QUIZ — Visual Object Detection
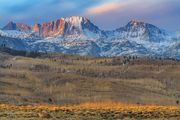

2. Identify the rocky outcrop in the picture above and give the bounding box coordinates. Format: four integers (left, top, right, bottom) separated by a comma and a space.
3, 21, 31, 32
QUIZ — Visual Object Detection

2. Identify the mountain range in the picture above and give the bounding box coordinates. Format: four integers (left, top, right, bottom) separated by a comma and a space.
0, 16, 179, 59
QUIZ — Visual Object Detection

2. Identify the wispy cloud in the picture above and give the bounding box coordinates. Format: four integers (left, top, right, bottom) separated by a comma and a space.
86, 2, 123, 15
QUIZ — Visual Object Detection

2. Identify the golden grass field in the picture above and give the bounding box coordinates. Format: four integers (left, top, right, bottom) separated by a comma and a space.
0, 102, 180, 120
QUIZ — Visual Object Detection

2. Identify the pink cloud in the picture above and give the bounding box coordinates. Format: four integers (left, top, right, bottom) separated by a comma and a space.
86, 2, 123, 15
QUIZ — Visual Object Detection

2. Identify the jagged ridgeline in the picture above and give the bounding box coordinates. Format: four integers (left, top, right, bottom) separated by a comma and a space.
0, 16, 179, 59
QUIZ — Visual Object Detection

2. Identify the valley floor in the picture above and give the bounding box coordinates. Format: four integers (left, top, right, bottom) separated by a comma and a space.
0, 52, 180, 105
0, 102, 180, 120
0, 50, 180, 119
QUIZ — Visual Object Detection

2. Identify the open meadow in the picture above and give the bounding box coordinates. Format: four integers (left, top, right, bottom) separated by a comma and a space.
0, 50, 180, 119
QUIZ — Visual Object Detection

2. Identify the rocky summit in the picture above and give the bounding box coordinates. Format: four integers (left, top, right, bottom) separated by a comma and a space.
0, 16, 179, 59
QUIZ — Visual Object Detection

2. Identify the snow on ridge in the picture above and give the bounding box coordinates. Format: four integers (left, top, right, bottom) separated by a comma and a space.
0, 18, 179, 59
0, 30, 33, 39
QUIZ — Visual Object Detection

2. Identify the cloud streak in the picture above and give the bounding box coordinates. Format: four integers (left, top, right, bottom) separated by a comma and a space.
86, 2, 123, 15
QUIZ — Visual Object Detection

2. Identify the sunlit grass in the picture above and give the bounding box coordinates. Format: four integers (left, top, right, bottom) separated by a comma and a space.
0, 102, 179, 120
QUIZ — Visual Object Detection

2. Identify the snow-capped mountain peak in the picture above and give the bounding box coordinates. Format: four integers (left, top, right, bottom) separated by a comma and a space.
0, 16, 179, 59
3, 21, 31, 32
30, 16, 102, 39
63, 16, 84, 28
127, 19, 145, 26
108, 19, 168, 42
2, 21, 17, 30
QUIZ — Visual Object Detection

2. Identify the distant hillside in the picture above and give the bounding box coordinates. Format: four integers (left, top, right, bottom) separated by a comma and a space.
0, 51, 179, 105
0, 45, 42, 57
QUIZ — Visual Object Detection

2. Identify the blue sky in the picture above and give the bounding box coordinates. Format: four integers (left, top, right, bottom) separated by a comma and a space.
0, 0, 180, 31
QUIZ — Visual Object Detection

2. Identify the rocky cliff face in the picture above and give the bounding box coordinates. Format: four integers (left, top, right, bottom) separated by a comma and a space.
31, 16, 102, 38
2, 16, 104, 40
0, 16, 179, 59
32, 19, 65, 37
1, 18, 169, 41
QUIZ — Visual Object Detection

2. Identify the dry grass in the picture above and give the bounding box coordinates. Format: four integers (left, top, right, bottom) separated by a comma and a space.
0, 53, 180, 105
0, 102, 180, 120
